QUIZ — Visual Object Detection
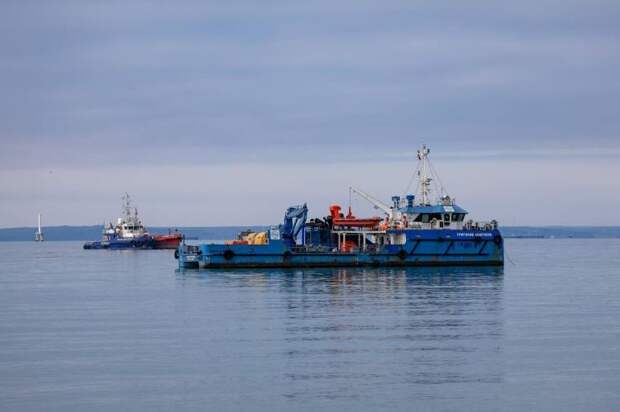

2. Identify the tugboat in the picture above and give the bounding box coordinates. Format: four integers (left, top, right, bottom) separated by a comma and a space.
83, 194, 183, 250
177, 146, 504, 268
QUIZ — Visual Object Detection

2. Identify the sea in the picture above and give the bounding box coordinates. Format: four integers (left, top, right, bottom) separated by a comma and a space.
1, 239, 619, 411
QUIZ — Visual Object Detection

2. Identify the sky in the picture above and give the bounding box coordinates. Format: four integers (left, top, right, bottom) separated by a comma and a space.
1, 0, 619, 227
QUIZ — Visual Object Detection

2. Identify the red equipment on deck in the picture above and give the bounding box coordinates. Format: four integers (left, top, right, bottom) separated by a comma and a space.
330, 204, 382, 228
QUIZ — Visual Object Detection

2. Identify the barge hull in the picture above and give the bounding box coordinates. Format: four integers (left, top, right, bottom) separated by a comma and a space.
178, 229, 504, 269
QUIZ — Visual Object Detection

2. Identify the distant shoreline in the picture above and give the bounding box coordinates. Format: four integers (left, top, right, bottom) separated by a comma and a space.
1, 225, 619, 241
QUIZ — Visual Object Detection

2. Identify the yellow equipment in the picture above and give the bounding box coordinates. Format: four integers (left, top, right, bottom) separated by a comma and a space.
243, 231, 268, 245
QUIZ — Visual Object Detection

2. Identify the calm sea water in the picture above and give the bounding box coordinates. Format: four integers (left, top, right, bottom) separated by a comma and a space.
1, 240, 619, 411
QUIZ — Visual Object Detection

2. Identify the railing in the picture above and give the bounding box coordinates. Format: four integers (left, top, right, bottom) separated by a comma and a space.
463, 220, 498, 231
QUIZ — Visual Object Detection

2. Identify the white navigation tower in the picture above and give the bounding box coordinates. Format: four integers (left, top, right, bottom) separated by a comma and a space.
35, 213, 44, 241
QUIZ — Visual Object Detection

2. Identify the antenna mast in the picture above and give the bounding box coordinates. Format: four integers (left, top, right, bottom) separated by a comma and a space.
417, 145, 432, 205
122, 193, 131, 220
415, 145, 451, 206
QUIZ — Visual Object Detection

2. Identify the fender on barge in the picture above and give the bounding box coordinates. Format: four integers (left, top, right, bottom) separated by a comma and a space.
177, 145, 504, 269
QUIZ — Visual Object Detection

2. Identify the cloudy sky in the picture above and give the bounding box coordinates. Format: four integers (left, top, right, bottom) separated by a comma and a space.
1, 0, 619, 227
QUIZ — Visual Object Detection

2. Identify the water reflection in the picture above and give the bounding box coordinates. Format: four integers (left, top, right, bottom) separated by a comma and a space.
177, 267, 504, 400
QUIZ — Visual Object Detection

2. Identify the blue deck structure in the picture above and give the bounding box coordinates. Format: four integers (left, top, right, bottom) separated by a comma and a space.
177, 146, 504, 269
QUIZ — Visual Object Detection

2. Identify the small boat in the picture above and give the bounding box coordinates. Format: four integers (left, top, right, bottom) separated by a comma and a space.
83, 194, 183, 250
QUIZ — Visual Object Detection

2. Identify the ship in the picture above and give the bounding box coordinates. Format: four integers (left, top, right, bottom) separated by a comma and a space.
176, 146, 504, 268
83, 194, 183, 250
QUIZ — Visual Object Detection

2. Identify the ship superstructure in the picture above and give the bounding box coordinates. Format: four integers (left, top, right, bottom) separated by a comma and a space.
177, 146, 503, 268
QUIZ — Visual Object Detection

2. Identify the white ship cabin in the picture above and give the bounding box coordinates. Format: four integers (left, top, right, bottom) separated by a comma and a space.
117, 217, 146, 239
398, 194, 468, 230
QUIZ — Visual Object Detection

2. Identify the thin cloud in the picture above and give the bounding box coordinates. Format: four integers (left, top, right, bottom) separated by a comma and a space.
1, 1, 619, 224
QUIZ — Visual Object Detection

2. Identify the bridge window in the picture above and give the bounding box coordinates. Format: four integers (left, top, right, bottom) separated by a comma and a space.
416, 214, 429, 223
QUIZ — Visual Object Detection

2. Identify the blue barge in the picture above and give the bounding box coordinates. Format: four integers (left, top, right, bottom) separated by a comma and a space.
177, 146, 504, 269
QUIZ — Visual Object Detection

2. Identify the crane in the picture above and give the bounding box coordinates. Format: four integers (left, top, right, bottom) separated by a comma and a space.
349, 187, 401, 221
281, 204, 308, 246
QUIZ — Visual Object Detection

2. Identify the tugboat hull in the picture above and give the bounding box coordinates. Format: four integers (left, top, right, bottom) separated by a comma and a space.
83, 236, 154, 250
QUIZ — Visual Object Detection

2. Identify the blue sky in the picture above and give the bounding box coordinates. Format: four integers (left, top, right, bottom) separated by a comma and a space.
1, 1, 619, 226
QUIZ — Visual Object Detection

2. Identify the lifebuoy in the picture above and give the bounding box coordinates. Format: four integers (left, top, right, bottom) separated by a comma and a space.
398, 249, 407, 260
223, 250, 235, 260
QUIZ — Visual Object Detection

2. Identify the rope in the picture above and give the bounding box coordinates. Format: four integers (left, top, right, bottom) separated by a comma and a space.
505, 249, 516, 266
429, 159, 448, 198
403, 161, 421, 196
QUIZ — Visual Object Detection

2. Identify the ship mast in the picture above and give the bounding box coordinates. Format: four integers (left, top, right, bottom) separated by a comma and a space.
122, 193, 133, 221
406, 145, 451, 206
417, 145, 433, 205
